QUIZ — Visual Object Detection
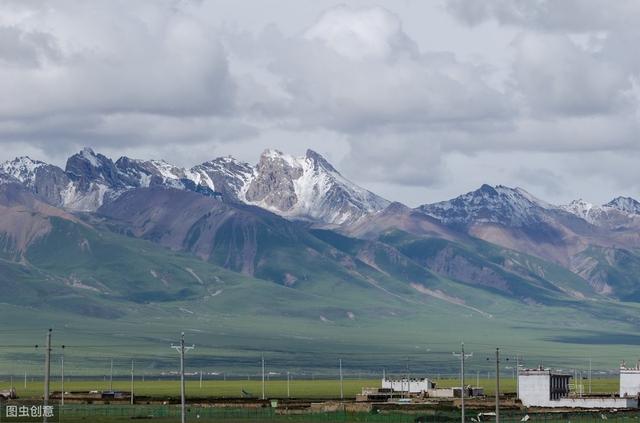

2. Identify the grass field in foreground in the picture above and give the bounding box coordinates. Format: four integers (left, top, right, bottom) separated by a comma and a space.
1, 377, 621, 400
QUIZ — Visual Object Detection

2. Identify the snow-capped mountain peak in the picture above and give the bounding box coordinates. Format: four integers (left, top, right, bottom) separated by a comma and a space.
418, 184, 553, 227
305, 149, 338, 173
605, 196, 640, 215
79, 147, 100, 167
561, 197, 640, 224
190, 156, 254, 201
65, 147, 123, 186
0, 156, 48, 186
242, 149, 389, 225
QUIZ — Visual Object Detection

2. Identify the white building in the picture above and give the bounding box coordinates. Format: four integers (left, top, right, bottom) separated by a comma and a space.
620, 363, 640, 398
519, 367, 638, 409
381, 377, 434, 394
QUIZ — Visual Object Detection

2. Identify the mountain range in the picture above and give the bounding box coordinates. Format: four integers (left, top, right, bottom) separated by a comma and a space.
2, 147, 640, 372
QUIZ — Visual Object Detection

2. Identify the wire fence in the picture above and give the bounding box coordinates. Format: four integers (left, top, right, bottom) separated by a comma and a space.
52, 405, 640, 422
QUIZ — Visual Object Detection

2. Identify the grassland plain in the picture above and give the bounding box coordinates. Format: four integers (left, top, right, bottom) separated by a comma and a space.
3, 218, 640, 376
2, 294, 640, 376
0, 377, 623, 399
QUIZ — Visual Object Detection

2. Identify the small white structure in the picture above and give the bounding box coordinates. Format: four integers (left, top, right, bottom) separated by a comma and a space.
382, 377, 434, 394
519, 367, 638, 409
519, 368, 571, 407
620, 362, 640, 398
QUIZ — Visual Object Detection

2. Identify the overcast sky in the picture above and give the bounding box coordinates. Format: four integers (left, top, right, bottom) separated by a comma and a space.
1, 0, 639, 206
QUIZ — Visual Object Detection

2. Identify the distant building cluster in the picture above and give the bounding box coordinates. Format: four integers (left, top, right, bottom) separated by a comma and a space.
358, 362, 640, 410
358, 377, 483, 402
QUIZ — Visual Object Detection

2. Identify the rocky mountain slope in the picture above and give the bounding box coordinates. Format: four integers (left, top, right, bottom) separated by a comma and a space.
413, 184, 640, 299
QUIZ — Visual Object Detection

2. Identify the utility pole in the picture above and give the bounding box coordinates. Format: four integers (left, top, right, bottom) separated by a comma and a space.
287, 371, 290, 398
171, 332, 195, 423
339, 359, 344, 400
60, 347, 65, 407
44, 328, 52, 423
130, 360, 134, 405
453, 342, 473, 423
406, 356, 410, 398
495, 348, 500, 423
589, 359, 591, 393
24, 370, 27, 389
261, 354, 265, 400
199, 370, 203, 389
515, 355, 520, 399
109, 359, 113, 391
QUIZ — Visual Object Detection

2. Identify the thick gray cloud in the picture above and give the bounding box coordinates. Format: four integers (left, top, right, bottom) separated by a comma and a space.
0, 0, 639, 207
445, 0, 640, 32
511, 32, 632, 116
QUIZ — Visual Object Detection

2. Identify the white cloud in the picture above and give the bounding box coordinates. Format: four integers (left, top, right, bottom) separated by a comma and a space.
238, 6, 512, 133
303, 5, 417, 60
511, 32, 632, 117
0, 0, 237, 154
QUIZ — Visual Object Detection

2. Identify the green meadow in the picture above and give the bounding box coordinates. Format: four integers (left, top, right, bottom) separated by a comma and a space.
0, 377, 622, 400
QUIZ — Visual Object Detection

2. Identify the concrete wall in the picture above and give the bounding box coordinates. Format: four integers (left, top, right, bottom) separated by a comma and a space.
427, 388, 455, 398
539, 397, 637, 409
427, 387, 481, 398
620, 370, 640, 397
519, 371, 551, 407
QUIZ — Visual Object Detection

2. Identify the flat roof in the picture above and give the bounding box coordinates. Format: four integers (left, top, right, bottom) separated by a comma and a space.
519, 369, 571, 376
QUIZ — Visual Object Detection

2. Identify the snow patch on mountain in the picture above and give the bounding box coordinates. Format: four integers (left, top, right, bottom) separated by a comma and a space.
560, 199, 602, 223
0, 171, 19, 185
79, 147, 100, 167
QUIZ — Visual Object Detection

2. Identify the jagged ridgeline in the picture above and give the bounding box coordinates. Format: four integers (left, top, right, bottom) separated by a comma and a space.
2, 148, 640, 371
